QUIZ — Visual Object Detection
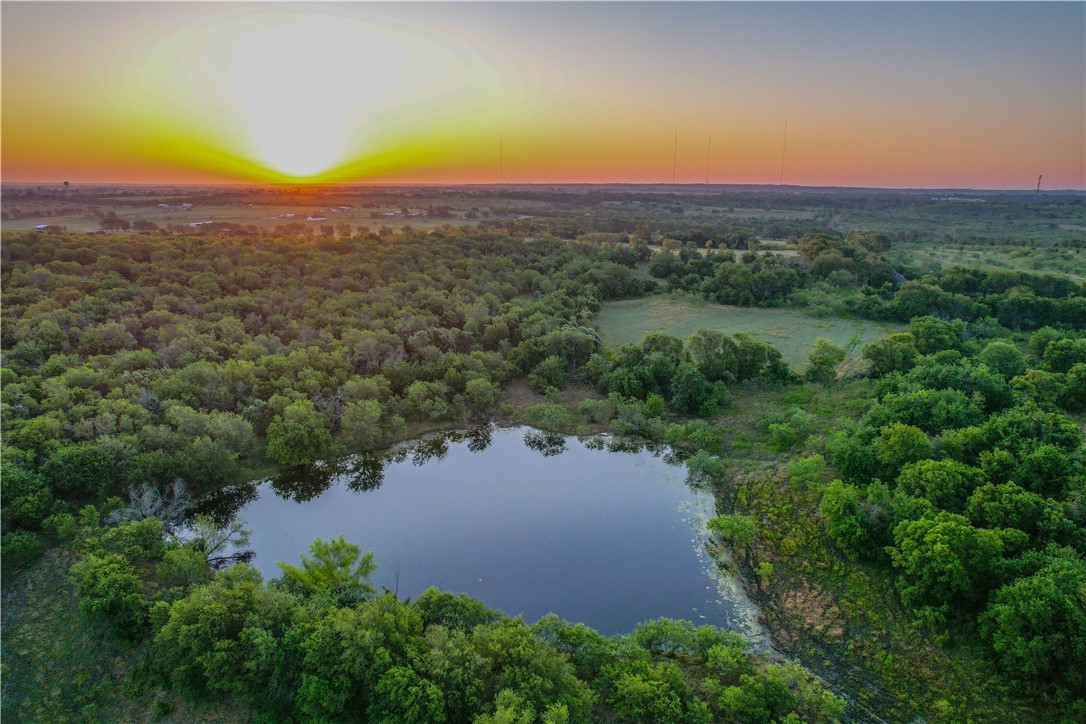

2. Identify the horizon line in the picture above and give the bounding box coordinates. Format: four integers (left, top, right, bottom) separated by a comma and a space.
3, 180, 1084, 194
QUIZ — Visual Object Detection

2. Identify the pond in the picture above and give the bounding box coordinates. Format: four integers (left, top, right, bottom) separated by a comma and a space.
199, 426, 765, 639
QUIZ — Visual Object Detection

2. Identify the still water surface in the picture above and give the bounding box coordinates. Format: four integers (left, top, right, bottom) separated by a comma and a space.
210, 427, 743, 636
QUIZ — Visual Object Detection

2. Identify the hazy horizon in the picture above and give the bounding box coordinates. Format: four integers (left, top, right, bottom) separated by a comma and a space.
5, 180, 1084, 193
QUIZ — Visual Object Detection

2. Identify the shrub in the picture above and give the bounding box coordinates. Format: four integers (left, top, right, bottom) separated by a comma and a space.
1, 530, 44, 572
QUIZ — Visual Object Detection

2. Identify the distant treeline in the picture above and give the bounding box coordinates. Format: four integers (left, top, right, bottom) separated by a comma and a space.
646, 231, 1086, 329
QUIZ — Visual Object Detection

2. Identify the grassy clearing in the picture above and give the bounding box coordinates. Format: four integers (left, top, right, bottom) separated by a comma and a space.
885, 241, 1086, 281
597, 295, 900, 368
1, 549, 249, 723
836, 205, 1086, 245
2, 548, 144, 722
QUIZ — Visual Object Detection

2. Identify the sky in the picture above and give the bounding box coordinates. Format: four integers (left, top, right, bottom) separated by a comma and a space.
2, 2, 1084, 189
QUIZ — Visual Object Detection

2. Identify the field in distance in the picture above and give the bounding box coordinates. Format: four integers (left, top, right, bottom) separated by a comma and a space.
597, 295, 901, 368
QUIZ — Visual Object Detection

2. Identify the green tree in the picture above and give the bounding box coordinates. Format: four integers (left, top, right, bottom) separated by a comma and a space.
600, 658, 711, 724
529, 355, 566, 393
42, 441, 123, 498
1, 530, 45, 573
154, 564, 296, 705
980, 554, 1086, 693
340, 399, 385, 452
462, 377, 501, 416
895, 459, 986, 512
888, 511, 1005, 622
266, 399, 332, 466
862, 333, 918, 377
804, 339, 847, 383
277, 535, 376, 602
413, 587, 499, 631
70, 553, 148, 639
978, 340, 1027, 379
906, 316, 965, 355
874, 423, 933, 476
296, 595, 425, 720
368, 665, 447, 723
669, 363, 717, 415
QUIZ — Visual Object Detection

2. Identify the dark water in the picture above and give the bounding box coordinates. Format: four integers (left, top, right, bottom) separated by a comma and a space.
206, 427, 740, 635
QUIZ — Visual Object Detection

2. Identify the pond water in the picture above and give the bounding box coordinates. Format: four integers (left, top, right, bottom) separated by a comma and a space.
200, 426, 763, 637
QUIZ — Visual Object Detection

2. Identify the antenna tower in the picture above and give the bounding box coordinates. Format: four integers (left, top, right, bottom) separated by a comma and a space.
705, 136, 712, 184
778, 120, 788, 185
672, 130, 678, 184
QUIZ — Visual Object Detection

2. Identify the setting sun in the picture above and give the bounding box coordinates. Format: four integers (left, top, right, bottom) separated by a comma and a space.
221, 16, 406, 177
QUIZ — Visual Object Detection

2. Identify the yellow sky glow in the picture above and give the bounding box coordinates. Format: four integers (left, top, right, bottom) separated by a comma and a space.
2, 3, 1083, 188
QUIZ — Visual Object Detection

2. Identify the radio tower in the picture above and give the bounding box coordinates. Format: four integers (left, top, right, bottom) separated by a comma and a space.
705, 136, 712, 185
1035, 174, 1042, 196
778, 120, 788, 185
672, 130, 678, 184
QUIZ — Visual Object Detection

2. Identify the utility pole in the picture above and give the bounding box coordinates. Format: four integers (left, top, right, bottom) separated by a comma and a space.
672, 130, 678, 184
705, 136, 711, 185
779, 120, 788, 185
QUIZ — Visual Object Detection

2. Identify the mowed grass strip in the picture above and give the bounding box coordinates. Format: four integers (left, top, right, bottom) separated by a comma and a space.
597, 295, 900, 368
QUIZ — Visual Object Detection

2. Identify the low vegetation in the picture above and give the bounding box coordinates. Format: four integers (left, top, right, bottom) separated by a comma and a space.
597, 296, 895, 368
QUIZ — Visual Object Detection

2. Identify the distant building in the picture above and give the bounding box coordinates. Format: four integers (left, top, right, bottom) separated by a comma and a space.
931, 197, 985, 203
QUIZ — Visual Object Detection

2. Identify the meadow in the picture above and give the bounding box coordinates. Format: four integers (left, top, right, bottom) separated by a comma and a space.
885, 240, 1086, 281
833, 199, 1086, 244
597, 295, 900, 368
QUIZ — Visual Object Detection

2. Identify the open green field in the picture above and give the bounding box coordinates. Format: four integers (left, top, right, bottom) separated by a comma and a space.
597, 295, 900, 368
834, 202, 1086, 244
885, 241, 1086, 281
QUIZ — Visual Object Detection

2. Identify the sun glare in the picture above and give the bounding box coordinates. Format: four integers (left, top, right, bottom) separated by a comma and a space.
113, 8, 503, 181
224, 17, 405, 178
128, 9, 503, 183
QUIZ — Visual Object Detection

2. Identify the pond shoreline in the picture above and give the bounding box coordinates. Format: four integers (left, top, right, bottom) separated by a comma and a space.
202, 423, 774, 641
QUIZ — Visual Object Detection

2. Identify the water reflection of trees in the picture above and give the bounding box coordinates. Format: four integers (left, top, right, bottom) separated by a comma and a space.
190, 482, 260, 527
259, 425, 498, 500
523, 430, 567, 457
270, 459, 341, 502
198, 424, 686, 524
411, 436, 450, 466
465, 425, 494, 452
581, 434, 670, 458
343, 453, 386, 493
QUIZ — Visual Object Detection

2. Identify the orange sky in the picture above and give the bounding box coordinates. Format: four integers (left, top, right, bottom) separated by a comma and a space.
3, 2, 1084, 189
